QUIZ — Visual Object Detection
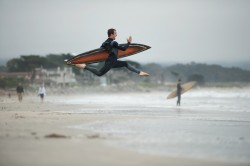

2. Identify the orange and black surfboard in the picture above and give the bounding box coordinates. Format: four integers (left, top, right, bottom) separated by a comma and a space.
65, 43, 151, 65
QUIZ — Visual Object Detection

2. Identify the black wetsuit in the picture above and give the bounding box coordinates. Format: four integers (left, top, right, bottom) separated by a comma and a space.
177, 83, 182, 106
84, 38, 140, 76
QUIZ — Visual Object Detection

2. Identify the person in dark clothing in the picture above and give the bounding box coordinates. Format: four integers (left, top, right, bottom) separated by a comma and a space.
75, 28, 149, 77
16, 83, 24, 102
177, 79, 182, 106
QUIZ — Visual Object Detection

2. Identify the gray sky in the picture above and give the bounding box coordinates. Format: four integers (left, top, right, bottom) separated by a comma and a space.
0, 0, 249, 64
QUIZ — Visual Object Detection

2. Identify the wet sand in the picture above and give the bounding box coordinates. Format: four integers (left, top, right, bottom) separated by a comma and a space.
0, 95, 247, 166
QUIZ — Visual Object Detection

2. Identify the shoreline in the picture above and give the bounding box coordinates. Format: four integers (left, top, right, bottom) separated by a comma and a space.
0, 96, 249, 166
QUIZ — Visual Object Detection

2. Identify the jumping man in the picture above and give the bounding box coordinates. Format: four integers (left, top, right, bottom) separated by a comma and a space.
74, 28, 150, 77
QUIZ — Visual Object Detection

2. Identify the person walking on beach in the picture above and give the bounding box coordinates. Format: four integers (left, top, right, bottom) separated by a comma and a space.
177, 79, 182, 106
16, 83, 24, 102
74, 28, 150, 77
38, 84, 46, 103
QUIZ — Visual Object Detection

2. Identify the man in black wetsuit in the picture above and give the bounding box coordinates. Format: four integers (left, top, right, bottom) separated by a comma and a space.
177, 79, 182, 106
75, 28, 150, 77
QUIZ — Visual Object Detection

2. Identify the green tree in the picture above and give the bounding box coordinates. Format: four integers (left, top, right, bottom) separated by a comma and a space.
7, 55, 48, 72
45, 53, 73, 68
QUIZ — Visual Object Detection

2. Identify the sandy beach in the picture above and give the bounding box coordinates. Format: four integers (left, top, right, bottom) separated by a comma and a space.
0, 90, 249, 166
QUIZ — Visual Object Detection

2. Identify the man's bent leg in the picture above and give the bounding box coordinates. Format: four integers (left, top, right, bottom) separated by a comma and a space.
113, 61, 140, 74
114, 61, 149, 76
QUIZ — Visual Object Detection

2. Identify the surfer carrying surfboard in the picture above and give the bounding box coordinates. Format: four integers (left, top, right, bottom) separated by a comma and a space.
74, 28, 150, 77
177, 79, 182, 106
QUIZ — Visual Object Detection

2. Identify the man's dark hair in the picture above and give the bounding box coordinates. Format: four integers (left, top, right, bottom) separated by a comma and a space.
107, 28, 116, 37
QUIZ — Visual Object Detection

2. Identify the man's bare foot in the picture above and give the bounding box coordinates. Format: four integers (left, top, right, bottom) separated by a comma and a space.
75, 64, 86, 69
139, 71, 150, 76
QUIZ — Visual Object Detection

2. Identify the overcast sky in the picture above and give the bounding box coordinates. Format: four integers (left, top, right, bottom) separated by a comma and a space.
0, 0, 249, 64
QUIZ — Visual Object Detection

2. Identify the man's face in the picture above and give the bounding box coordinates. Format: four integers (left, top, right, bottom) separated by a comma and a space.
111, 30, 117, 39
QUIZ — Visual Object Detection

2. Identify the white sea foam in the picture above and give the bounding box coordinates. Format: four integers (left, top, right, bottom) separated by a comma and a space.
53, 88, 250, 113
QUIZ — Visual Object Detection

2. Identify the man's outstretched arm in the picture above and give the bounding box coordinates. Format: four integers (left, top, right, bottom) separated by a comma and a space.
113, 36, 132, 51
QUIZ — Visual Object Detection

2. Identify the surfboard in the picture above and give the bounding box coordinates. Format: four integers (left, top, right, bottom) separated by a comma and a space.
166, 81, 197, 99
65, 43, 151, 65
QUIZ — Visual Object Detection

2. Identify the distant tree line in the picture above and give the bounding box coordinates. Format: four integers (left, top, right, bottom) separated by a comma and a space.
1, 55, 250, 86
164, 62, 250, 83
6, 54, 73, 72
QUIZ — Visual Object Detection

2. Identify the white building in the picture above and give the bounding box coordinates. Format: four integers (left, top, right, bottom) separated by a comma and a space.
35, 67, 76, 86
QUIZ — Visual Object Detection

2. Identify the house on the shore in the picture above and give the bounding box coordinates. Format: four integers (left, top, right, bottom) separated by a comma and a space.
34, 67, 76, 86
0, 66, 77, 87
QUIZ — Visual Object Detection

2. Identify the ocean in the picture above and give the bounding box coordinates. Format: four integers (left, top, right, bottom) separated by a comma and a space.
52, 87, 250, 164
